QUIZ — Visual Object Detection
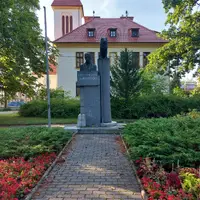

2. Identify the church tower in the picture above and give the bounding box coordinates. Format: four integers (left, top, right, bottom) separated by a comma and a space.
51, 0, 84, 40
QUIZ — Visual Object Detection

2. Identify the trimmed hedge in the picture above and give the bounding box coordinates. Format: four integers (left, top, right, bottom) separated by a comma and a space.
111, 95, 200, 119
19, 98, 80, 118
19, 95, 200, 119
123, 116, 200, 168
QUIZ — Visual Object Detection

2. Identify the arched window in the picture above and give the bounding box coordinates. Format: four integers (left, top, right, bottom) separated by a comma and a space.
62, 16, 65, 35
66, 16, 69, 34
70, 16, 73, 32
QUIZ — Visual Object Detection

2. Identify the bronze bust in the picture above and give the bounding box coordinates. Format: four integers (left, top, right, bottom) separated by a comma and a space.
80, 53, 97, 72
99, 37, 108, 59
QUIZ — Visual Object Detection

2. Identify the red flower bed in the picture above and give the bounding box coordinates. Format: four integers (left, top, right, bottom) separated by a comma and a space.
136, 158, 200, 200
0, 153, 56, 200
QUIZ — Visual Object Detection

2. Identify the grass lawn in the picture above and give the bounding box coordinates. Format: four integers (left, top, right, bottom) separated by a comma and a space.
0, 113, 136, 126
0, 113, 77, 126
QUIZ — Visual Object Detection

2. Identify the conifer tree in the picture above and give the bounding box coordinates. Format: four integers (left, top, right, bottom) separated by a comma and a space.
111, 49, 143, 102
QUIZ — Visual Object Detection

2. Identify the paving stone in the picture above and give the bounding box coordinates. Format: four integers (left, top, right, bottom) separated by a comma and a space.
32, 134, 142, 200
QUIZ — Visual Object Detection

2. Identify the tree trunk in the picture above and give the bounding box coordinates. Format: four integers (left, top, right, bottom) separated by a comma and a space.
4, 91, 8, 108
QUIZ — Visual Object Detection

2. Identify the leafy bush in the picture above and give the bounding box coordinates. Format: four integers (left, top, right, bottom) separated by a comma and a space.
111, 95, 200, 119
19, 98, 80, 118
0, 108, 12, 111
180, 172, 200, 198
123, 116, 200, 168
36, 87, 71, 100
0, 127, 72, 159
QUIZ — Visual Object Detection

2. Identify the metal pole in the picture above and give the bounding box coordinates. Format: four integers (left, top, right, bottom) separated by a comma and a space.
44, 6, 51, 128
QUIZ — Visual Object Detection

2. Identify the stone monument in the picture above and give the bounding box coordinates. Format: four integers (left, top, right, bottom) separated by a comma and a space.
76, 53, 101, 127
70, 37, 120, 133
98, 38, 112, 124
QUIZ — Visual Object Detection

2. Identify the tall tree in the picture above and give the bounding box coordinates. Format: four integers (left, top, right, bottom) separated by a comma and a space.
0, 0, 58, 107
147, 0, 200, 77
169, 71, 181, 93
111, 49, 143, 103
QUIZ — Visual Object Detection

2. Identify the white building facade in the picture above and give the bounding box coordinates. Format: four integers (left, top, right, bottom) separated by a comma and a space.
52, 0, 167, 97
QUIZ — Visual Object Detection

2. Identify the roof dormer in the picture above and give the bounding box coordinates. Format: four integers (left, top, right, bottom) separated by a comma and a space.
132, 28, 139, 37
87, 28, 95, 37
109, 28, 117, 37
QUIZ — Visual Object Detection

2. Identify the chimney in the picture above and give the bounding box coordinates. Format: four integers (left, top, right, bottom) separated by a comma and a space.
120, 16, 134, 21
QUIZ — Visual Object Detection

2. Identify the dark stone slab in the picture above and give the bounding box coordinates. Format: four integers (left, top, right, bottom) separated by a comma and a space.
77, 71, 101, 127
98, 58, 112, 123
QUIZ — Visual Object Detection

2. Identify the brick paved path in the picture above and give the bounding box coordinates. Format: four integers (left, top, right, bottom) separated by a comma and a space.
32, 134, 141, 200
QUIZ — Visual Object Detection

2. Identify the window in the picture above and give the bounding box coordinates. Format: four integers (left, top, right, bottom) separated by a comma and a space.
76, 52, 84, 68
76, 86, 80, 96
132, 52, 140, 67
109, 52, 117, 65
88, 52, 95, 64
87, 29, 95, 37
110, 29, 117, 37
132, 28, 139, 37
143, 52, 150, 67
66, 16, 69, 34
70, 16, 73, 32
62, 16, 65, 36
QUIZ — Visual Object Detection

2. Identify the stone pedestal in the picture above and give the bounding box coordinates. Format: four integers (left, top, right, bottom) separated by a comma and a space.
98, 58, 112, 123
76, 71, 101, 127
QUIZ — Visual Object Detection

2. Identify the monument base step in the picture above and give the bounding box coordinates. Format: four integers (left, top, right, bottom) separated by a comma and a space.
64, 123, 125, 134
101, 121, 117, 127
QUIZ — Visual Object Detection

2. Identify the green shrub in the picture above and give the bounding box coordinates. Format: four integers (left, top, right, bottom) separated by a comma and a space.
0, 127, 72, 159
111, 95, 200, 119
36, 87, 71, 100
123, 116, 200, 168
19, 98, 80, 118
1, 108, 12, 111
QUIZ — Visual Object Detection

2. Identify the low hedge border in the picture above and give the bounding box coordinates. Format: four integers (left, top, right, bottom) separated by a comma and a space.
25, 133, 76, 200
120, 134, 147, 200
19, 95, 200, 120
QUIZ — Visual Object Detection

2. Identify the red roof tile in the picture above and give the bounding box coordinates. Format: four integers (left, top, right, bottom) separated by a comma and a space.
49, 64, 57, 75
54, 18, 167, 43
51, 0, 82, 7
84, 16, 100, 23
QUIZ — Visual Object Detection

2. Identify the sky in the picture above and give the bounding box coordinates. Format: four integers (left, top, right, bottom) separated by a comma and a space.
37, 0, 167, 41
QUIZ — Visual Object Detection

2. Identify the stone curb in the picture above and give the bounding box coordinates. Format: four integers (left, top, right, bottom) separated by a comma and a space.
25, 133, 76, 200
120, 133, 148, 200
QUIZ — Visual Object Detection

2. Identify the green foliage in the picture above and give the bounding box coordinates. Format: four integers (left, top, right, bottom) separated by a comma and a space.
111, 49, 143, 102
111, 95, 200, 119
1, 108, 12, 112
180, 172, 200, 198
170, 72, 181, 93
123, 116, 200, 168
19, 99, 80, 118
147, 0, 200, 76
36, 87, 71, 100
141, 72, 169, 95
173, 87, 188, 97
0, 127, 72, 159
0, 0, 59, 106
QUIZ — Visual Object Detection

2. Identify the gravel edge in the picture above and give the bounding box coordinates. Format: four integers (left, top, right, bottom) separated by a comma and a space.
120, 133, 148, 200
25, 133, 76, 200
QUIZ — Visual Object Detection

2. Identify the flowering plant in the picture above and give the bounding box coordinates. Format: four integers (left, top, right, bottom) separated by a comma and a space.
0, 153, 56, 200
136, 158, 196, 200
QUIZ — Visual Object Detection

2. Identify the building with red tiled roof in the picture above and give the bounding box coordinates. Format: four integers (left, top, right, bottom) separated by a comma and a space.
55, 17, 166, 44
51, 0, 167, 96
51, 0, 82, 7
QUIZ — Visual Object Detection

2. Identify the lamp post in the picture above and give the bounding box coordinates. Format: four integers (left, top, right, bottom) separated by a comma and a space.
44, 6, 51, 128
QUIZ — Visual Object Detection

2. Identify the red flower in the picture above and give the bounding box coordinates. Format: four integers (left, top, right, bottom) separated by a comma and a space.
0, 153, 56, 200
